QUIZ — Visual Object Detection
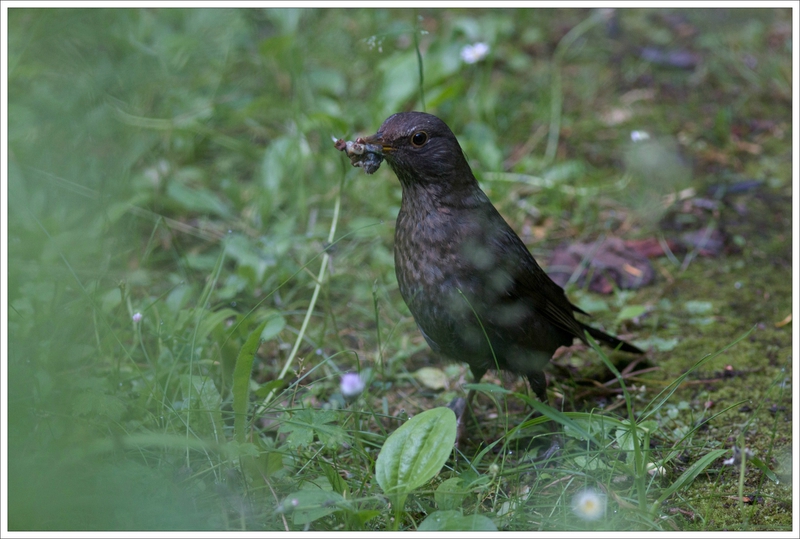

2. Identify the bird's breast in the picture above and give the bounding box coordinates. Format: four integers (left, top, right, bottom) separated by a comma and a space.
394, 207, 457, 298
393, 204, 502, 319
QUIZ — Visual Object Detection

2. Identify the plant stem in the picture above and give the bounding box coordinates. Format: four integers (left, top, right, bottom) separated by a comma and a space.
545, 10, 609, 165
260, 176, 345, 411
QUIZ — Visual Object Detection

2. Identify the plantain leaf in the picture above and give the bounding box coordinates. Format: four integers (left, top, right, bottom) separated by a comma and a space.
434, 477, 467, 511
375, 407, 457, 503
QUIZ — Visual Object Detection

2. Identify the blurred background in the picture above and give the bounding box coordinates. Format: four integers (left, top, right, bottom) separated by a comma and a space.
5, 8, 793, 531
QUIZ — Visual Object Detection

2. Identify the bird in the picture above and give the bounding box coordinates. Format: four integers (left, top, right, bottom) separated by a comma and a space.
345, 111, 643, 405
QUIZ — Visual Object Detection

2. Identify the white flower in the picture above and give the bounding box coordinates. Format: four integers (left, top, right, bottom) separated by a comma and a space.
723, 446, 754, 466
572, 488, 606, 521
340, 373, 365, 398
132, 312, 142, 323
460, 42, 490, 64
277, 497, 300, 513
630, 130, 651, 142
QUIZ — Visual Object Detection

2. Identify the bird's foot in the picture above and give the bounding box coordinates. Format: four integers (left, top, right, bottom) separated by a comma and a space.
446, 396, 469, 448
531, 436, 562, 467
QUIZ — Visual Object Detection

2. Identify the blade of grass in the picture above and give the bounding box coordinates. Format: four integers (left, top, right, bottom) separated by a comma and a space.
639, 326, 755, 421
233, 320, 269, 443
544, 10, 609, 165
653, 448, 729, 510
590, 334, 648, 510
258, 173, 345, 411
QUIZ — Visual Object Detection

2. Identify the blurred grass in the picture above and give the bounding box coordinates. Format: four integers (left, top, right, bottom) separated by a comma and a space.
5, 7, 793, 531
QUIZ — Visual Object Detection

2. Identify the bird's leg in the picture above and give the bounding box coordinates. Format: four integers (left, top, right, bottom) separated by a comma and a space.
446, 395, 468, 449
527, 371, 562, 464
527, 370, 548, 403
446, 366, 487, 446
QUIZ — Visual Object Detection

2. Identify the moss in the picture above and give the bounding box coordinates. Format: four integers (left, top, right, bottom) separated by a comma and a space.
632, 190, 793, 530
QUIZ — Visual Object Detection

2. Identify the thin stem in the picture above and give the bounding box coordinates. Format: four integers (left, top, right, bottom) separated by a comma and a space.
260, 176, 345, 410
545, 10, 609, 165
413, 12, 426, 111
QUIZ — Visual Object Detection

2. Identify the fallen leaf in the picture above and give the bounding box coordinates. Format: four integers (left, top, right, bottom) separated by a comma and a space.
547, 237, 655, 293
414, 367, 448, 390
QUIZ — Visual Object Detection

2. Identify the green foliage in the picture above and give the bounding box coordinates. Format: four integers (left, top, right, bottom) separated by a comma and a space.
418, 510, 498, 531
278, 408, 347, 449
233, 320, 269, 443
375, 408, 457, 513
280, 488, 348, 526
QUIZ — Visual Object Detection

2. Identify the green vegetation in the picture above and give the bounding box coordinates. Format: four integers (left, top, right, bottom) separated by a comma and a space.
6, 8, 793, 531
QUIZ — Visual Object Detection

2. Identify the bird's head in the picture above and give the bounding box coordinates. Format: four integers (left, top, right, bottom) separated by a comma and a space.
362, 112, 476, 191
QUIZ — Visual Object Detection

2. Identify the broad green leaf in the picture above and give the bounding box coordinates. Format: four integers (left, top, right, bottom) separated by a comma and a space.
656, 449, 728, 506
572, 454, 609, 471
559, 413, 623, 442
435, 477, 467, 511
614, 419, 659, 454
575, 295, 609, 314
375, 407, 457, 500
278, 409, 345, 449
72, 391, 126, 421
418, 510, 497, 531
196, 307, 238, 343
180, 375, 222, 412
278, 411, 315, 449
320, 462, 348, 497
264, 450, 284, 477
353, 510, 381, 526
233, 320, 268, 443
260, 311, 286, 341
282, 488, 345, 526
222, 441, 260, 460
616, 304, 647, 323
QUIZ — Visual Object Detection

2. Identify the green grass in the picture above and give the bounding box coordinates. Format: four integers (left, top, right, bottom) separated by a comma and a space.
5, 7, 794, 531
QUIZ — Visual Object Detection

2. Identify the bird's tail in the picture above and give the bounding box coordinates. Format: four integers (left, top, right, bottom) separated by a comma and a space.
582, 324, 644, 354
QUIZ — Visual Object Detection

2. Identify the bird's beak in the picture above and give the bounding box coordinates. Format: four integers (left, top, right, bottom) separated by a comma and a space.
361, 133, 393, 156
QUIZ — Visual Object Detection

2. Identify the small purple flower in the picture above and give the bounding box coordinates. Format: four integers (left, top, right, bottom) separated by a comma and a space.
340, 372, 365, 398
132, 312, 142, 323
460, 42, 490, 64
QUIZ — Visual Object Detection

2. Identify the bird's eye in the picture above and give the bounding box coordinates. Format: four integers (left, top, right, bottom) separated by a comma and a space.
410, 131, 428, 147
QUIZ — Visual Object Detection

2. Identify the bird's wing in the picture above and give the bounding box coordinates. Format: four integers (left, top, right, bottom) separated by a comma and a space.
490, 213, 589, 343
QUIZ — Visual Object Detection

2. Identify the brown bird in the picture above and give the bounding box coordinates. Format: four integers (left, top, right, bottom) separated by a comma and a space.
346, 111, 643, 404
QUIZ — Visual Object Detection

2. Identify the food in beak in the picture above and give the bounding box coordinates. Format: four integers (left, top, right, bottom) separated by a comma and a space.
334, 136, 384, 174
